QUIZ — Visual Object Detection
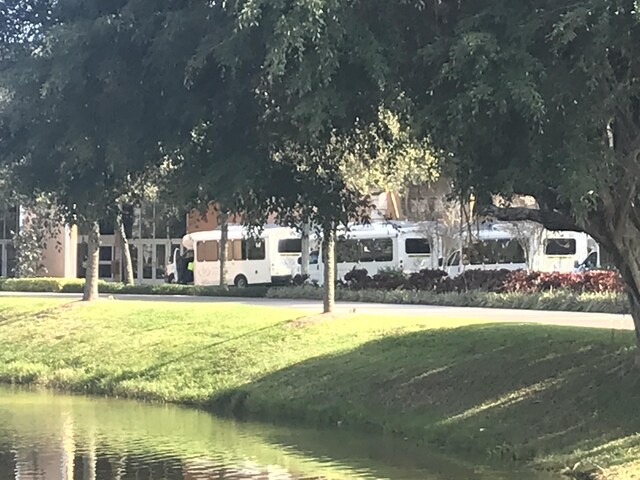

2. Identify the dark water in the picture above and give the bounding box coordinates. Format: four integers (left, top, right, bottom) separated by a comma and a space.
0, 387, 559, 480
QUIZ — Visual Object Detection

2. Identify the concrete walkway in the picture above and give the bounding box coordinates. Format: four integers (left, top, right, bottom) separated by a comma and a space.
1, 291, 634, 331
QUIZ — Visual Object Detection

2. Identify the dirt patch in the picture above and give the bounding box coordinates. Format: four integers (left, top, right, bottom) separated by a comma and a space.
33, 301, 80, 319
596, 462, 640, 480
287, 311, 355, 328
32, 297, 117, 320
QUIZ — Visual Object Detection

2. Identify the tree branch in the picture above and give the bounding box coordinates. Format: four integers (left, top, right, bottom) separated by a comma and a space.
480, 205, 582, 232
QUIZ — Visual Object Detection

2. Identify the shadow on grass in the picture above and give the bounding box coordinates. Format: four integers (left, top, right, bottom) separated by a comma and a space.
210, 323, 640, 468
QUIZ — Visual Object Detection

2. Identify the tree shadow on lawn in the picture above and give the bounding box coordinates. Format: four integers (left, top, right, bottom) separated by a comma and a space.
212, 323, 640, 467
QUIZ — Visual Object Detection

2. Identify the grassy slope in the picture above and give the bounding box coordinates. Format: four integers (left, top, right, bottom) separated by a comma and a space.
0, 297, 638, 478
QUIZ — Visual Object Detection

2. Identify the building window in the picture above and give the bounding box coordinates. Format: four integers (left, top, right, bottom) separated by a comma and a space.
99, 246, 112, 262
405, 238, 431, 255
98, 264, 112, 278
545, 238, 577, 256
132, 202, 186, 240
0, 206, 19, 240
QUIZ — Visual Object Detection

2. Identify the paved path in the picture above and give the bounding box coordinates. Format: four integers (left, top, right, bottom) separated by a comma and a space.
1, 291, 633, 331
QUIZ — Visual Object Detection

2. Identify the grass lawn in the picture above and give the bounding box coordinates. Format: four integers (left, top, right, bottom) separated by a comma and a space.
0, 297, 638, 479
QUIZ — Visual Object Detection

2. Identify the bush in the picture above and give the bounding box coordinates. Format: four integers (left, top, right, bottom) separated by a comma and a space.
446, 269, 512, 293
267, 285, 629, 314
503, 270, 623, 294
0, 277, 269, 298
342, 268, 372, 290
0, 278, 69, 292
371, 267, 407, 290
338, 268, 625, 295
407, 269, 448, 291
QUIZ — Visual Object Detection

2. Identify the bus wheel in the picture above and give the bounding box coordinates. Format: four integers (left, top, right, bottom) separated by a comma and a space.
234, 275, 248, 288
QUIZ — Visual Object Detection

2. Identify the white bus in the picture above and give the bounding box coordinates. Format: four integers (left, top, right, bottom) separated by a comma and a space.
444, 223, 602, 276
444, 224, 528, 277
171, 225, 301, 287
534, 230, 598, 273
308, 222, 439, 285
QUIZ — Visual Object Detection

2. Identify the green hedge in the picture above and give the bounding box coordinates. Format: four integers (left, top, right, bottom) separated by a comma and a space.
266, 285, 630, 314
0, 277, 629, 314
0, 278, 269, 298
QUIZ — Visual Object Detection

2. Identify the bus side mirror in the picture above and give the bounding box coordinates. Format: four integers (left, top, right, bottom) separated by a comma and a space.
574, 260, 579, 268
297, 257, 302, 265
438, 257, 444, 268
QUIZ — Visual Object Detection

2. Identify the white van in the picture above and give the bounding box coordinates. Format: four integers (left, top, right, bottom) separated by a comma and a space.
444, 224, 529, 277
175, 225, 301, 287
443, 223, 602, 276
534, 231, 597, 273
308, 222, 439, 285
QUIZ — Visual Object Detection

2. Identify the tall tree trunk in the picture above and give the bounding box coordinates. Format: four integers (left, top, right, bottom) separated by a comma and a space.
219, 211, 229, 288
116, 213, 134, 285
322, 224, 335, 314
83, 221, 100, 301
301, 222, 310, 277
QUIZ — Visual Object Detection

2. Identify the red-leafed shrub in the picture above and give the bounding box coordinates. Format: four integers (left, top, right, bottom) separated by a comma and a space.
502, 269, 623, 293
341, 267, 624, 294
447, 269, 513, 293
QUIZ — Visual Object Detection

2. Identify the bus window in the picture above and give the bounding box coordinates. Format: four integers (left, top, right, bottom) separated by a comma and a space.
447, 251, 461, 267
336, 239, 360, 263
278, 238, 302, 254
243, 239, 266, 260
468, 240, 525, 265
545, 238, 577, 255
360, 238, 393, 262
229, 240, 243, 260
197, 241, 219, 262
405, 238, 431, 255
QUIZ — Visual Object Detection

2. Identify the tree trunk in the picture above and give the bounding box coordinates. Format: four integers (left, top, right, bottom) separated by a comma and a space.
610, 243, 640, 363
83, 221, 100, 301
301, 222, 310, 277
322, 224, 335, 314
116, 213, 134, 285
219, 212, 229, 288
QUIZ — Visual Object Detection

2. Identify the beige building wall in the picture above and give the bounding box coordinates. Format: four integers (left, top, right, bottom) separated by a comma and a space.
186, 203, 277, 234
40, 224, 77, 278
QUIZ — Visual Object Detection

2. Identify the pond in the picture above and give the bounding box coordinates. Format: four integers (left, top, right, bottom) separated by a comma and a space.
0, 386, 559, 479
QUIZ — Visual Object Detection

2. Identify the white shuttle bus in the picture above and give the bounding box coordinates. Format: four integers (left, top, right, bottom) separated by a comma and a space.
308, 222, 439, 285
444, 224, 529, 277
174, 225, 301, 287
444, 223, 602, 276
534, 231, 598, 272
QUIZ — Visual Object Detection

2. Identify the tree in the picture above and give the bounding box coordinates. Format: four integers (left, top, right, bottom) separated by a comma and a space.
0, 0, 181, 299
224, 0, 437, 311
389, 0, 640, 354
12, 195, 63, 278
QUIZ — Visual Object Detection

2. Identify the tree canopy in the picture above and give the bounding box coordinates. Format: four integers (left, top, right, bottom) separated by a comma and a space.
4, 0, 640, 337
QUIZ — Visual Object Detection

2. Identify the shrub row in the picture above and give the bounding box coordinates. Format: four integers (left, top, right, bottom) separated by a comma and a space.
0, 278, 269, 298
340, 268, 624, 294
0, 275, 628, 315
266, 286, 629, 314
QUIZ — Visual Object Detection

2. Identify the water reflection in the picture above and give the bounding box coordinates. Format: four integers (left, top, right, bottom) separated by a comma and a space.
0, 387, 558, 480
